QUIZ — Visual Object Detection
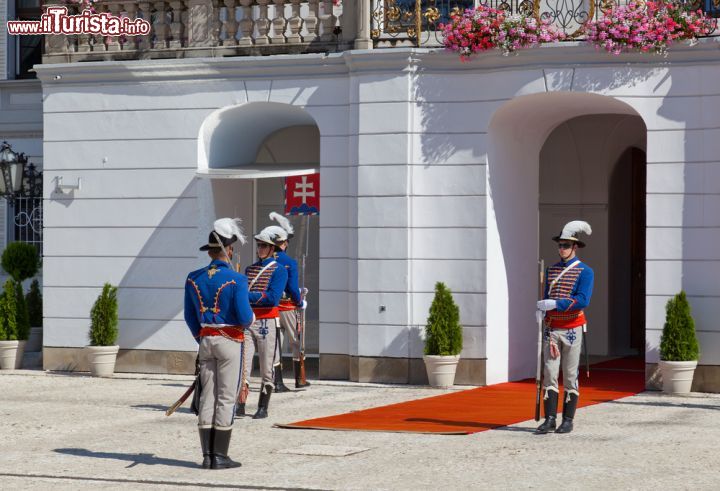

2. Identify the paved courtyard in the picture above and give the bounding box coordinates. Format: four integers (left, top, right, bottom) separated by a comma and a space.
1, 370, 719, 490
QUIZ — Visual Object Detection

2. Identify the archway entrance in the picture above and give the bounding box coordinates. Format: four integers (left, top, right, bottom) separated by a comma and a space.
196, 102, 320, 371
539, 115, 646, 360
486, 92, 647, 383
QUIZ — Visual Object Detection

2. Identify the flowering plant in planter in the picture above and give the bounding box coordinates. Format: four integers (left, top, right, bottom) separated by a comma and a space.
496, 13, 566, 55
585, 1, 716, 55
668, 2, 717, 43
442, 6, 564, 60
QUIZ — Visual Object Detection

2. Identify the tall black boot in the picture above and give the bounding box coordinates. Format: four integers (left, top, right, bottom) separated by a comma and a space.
273, 363, 290, 393
556, 392, 578, 434
536, 390, 558, 434
199, 428, 213, 469
252, 384, 273, 419
210, 428, 241, 469
294, 359, 311, 389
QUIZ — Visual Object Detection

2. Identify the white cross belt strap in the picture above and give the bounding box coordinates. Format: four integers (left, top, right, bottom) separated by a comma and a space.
549, 259, 580, 292
249, 260, 277, 289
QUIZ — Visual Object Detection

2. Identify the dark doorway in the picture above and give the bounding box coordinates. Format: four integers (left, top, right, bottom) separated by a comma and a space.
608, 147, 646, 356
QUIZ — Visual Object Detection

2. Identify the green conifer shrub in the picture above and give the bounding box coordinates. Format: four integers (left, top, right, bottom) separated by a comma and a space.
26, 279, 42, 328
660, 291, 700, 361
424, 282, 463, 356
14, 281, 30, 340
1, 242, 39, 282
88, 283, 119, 347
0, 279, 18, 341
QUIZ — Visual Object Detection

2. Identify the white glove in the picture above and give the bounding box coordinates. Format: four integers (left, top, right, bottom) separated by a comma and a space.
535, 310, 544, 324
300, 300, 307, 310
301, 287, 309, 297
537, 299, 557, 311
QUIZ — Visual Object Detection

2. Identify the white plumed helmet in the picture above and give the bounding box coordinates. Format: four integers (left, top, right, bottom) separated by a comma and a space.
200, 217, 246, 250
254, 225, 286, 246
269, 211, 294, 239
552, 220, 592, 248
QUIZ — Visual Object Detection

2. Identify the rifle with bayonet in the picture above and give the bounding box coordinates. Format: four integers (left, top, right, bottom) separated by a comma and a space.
534, 259, 545, 422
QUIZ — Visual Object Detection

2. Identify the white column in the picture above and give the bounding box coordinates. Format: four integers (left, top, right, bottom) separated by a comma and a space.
354, 0, 372, 49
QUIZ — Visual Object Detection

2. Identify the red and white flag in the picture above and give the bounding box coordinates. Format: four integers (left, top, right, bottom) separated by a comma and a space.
284, 173, 319, 216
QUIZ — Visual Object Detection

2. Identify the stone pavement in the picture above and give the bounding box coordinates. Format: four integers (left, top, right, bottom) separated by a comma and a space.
1, 370, 719, 490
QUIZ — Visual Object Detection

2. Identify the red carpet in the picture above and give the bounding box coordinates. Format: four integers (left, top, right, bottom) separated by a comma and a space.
277, 359, 645, 435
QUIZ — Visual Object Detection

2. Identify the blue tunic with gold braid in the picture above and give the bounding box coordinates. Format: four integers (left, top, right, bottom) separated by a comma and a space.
245, 256, 288, 319
275, 250, 302, 311
184, 259, 255, 342
543, 259, 594, 329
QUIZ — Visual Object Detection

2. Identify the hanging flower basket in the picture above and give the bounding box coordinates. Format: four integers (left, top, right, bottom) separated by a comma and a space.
585, 1, 716, 56
441, 6, 565, 60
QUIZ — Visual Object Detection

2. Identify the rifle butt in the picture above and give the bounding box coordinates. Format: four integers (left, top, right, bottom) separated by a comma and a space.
299, 354, 307, 385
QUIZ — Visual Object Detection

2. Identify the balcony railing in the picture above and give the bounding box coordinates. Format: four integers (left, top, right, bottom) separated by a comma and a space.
370, 0, 717, 47
43, 0, 347, 63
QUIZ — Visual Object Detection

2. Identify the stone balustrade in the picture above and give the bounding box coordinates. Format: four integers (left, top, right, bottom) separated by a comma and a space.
43, 0, 352, 63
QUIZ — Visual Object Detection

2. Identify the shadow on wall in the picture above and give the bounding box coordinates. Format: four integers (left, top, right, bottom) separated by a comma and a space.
42, 74, 337, 361
114, 181, 199, 351
666, 67, 718, 368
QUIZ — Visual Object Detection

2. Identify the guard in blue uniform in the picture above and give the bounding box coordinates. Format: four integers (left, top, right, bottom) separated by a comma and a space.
184, 218, 254, 469
536, 220, 595, 435
268, 211, 309, 390
238, 227, 288, 419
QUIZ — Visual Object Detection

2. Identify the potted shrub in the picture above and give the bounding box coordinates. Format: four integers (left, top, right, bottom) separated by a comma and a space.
1, 242, 39, 283
25, 279, 43, 352
0, 280, 19, 370
86, 283, 120, 377
423, 282, 463, 387
1, 242, 39, 368
658, 291, 700, 394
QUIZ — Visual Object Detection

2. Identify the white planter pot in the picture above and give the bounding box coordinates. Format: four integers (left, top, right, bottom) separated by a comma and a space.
659, 360, 698, 394
14, 340, 27, 369
86, 345, 120, 377
25, 327, 43, 352
0, 340, 20, 370
423, 354, 460, 388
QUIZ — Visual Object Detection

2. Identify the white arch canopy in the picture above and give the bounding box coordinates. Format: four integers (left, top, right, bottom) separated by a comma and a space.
197, 101, 320, 179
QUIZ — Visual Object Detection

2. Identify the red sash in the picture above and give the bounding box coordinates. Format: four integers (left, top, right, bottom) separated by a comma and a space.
545, 310, 586, 329
199, 326, 245, 341
252, 306, 280, 320
279, 299, 297, 312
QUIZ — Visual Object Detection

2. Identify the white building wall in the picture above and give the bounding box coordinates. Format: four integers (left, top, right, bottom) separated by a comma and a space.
349, 71, 413, 361
36, 43, 720, 383
39, 59, 351, 356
